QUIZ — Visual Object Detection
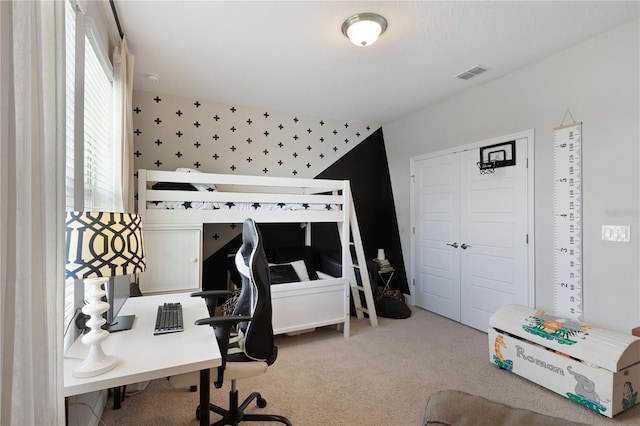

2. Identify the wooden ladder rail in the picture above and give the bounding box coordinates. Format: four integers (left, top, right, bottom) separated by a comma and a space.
337, 187, 378, 327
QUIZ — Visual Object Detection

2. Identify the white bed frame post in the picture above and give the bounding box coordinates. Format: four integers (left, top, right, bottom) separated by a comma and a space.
339, 184, 379, 327
137, 169, 147, 220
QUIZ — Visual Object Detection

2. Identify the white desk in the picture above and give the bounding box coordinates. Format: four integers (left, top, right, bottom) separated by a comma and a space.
64, 292, 221, 425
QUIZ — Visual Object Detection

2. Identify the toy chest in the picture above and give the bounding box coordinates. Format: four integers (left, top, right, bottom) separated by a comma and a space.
489, 304, 640, 417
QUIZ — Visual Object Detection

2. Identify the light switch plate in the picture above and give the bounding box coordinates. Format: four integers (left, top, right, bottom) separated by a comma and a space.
602, 225, 631, 242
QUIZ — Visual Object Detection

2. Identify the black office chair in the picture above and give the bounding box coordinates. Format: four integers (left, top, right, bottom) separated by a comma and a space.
171, 218, 291, 426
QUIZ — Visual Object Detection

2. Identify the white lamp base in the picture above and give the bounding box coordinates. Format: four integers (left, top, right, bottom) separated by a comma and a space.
72, 277, 118, 378
72, 347, 117, 378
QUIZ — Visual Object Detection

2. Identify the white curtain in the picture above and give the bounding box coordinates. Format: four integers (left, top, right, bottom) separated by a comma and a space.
0, 1, 65, 425
113, 37, 135, 213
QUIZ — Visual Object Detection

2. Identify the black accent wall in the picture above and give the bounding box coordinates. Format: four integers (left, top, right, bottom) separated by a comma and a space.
316, 128, 408, 294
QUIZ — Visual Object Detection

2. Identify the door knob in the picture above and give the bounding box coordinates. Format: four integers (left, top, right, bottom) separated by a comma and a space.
446, 242, 459, 248
461, 243, 471, 250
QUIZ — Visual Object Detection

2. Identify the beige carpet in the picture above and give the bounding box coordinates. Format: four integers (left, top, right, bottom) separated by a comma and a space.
98, 307, 640, 425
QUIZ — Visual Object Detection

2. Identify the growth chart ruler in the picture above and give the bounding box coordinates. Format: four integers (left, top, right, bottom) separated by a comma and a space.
553, 121, 583, 320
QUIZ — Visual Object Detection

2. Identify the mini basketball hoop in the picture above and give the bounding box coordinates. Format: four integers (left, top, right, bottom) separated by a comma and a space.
477, 140, 516, 174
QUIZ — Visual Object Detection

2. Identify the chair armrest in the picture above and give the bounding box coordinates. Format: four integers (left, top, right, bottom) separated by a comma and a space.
194, 315, 252, 327
191, 290, 234, 298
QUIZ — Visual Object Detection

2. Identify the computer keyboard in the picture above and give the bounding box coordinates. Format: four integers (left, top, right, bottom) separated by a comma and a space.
154, 302, 184, 335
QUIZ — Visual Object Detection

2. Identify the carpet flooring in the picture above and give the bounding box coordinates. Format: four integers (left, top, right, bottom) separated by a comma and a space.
98, 307, 640, 425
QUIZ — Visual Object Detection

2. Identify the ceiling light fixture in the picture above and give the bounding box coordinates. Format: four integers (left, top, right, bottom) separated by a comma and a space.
341, 13, 387, 47
145, 73, 160, 83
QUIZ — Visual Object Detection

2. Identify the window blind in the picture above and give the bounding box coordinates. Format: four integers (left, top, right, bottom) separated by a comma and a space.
64, 1, 117, 339
64, 0, 75, 213
83, 30, 114, 212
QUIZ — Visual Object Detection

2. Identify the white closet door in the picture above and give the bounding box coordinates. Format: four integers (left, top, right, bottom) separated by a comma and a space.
414, 153, 461, 321
459, 137, 529, 331
412, 135, 531, 332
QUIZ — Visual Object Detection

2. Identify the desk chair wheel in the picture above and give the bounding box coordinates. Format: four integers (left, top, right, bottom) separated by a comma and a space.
256, 396, 267, 408
194, 395, 270, 421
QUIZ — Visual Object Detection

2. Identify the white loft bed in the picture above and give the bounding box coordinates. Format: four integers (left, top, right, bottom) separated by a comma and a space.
138, 169, 355, 337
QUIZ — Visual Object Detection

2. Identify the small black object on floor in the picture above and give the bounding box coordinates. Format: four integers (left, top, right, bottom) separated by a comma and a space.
376, 290, 411, 319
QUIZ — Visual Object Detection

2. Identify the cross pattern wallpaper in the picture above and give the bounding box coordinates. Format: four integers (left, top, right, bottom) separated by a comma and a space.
132, 90, 379, 256
133, 90, 377, 178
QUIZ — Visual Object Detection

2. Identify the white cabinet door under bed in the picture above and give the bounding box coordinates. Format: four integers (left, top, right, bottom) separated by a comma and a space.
140, 225, 202, 294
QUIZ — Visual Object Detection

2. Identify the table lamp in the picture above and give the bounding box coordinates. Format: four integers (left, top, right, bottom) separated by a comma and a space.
65, 212, 146, 378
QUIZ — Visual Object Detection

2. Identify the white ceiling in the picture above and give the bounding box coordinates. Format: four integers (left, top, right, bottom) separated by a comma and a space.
115, 1, 640, 125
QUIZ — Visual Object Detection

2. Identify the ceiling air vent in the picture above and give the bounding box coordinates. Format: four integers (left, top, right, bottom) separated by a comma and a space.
456, 65, 488, 80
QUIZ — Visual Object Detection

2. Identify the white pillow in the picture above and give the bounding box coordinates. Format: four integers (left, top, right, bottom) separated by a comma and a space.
268, 259, 310, 282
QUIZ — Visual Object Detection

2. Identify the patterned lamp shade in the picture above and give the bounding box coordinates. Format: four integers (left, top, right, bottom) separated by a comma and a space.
65, 212, 146, 279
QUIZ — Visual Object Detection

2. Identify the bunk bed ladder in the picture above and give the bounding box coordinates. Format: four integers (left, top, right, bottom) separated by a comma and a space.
339, 190, 378, 327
